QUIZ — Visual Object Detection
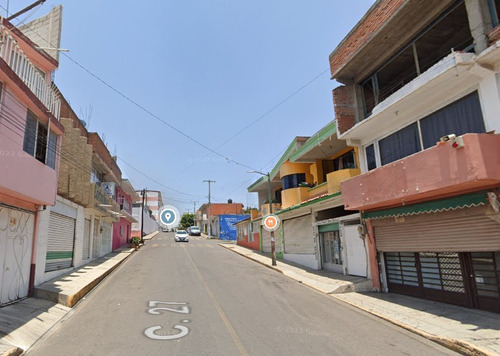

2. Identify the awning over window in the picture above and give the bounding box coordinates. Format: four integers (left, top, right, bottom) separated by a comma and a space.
318, 222, 340, 232
363, 190, 488, 220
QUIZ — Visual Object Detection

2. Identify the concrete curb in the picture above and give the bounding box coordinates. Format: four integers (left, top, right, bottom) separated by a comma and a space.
219, 243, 496, 356
143, 231, 159, 240
219, 243, 285, 274
1, 346, 22, 356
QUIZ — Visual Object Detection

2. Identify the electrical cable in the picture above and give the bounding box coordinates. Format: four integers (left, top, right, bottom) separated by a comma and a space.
4, 7, 331, 180
5, 4, 469, 206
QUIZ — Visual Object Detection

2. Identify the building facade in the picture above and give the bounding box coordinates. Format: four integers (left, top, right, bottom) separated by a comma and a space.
247, 122, 373, 290
0, 15, 62, 305
197, 202, 244, 237
34, 92, 135, 286
131, 189, 161, 237
113, 179, 138, 250
332, 0, 500, 313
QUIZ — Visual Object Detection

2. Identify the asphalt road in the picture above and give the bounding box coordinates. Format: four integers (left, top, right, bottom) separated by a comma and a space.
27, 232, 458, 356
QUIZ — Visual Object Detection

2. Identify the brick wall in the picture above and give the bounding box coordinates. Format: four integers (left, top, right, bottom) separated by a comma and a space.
58, 118, 93, 207
200, 203, 244, 216
333, 85, 356, 135
18, 5, 62, 62
88, 133, 122, 181
329, 0, 405, 77
60, 94, 88, 137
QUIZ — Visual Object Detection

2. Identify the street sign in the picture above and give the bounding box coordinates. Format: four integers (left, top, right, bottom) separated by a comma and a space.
262, 214, 280, 232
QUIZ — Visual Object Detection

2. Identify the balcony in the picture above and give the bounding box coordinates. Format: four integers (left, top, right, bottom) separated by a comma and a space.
0, 25, 60, 119
326, 169, 360, 194
341, 134, 500, 211
279, 169, 361, 210
88, 183, 120, 220
259, 202, 282, 216
0, 153, 57, 207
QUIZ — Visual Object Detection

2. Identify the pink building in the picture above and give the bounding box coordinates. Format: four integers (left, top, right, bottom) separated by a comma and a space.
0, 17, 62, 305
331, 0, 500, 313
113, 180, 138, 250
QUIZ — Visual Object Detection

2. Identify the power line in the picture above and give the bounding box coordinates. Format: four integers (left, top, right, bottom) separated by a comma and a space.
1, 6, 332, 203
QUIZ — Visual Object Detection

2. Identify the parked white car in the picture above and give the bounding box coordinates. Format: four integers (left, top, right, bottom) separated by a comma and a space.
189, 226, 201, 236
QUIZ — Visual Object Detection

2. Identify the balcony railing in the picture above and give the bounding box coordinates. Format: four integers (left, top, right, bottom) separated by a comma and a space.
0, 25, 60, 119
260, 203, 282, 216
341, 133, 500, 211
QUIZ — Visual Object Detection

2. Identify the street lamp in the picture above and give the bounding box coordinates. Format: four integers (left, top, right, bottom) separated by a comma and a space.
248, 170, 277, 266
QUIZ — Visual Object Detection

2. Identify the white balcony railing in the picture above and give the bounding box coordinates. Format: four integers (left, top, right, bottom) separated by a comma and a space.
0, 24, 60, 120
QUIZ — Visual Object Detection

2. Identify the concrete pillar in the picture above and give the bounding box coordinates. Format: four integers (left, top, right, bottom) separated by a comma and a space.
465, 0, 494, 53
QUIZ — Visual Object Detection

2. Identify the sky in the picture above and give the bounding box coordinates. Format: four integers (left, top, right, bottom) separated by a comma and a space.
5, 0, 375, 214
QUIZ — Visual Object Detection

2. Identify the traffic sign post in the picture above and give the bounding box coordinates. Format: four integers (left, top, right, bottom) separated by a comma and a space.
263, 215, 280, 266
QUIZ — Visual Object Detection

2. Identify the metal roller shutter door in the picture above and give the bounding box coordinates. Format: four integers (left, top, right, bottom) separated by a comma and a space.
283, 215, 314, 254
262, 228, 272, 253
46, 212, 75, 272
261, 228, 282, 254
373, 209, 500, 252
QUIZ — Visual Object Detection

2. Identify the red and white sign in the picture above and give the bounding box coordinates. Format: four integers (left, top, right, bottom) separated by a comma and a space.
262, 214, 280, 232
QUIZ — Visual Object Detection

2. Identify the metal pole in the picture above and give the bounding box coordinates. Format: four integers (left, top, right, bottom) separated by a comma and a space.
193, 201, 198, 226
203, 180, 215, 237
140, 188, 146, 244
267, 173, 272, 215
267, 173, 276, 265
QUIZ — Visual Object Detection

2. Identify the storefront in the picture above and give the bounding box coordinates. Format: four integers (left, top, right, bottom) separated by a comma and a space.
282, 214, 316, 269
316, 215, 367, 276
369, 192, 500, 313
45, 211, 76, 272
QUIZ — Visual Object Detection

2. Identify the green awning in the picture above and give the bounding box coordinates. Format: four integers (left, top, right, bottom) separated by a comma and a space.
318, 222, 339, 232
363, 190, 488, 220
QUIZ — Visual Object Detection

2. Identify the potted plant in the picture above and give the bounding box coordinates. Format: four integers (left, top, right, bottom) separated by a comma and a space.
130, 237, 141, 250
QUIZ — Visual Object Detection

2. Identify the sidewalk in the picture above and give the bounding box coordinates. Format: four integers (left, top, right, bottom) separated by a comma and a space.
221, 243, 500, 356
1, 234, 499, 356
0, 231, 158, 356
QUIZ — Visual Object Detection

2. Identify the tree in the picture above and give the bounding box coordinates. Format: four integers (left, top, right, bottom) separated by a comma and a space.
179, 213, 195, 230
243, 207, 257, 214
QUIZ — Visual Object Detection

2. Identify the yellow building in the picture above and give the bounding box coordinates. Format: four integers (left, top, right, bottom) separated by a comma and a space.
247, 121, 372, 291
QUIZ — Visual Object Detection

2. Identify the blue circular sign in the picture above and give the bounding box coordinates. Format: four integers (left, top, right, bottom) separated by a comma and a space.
158, 205, 180, 228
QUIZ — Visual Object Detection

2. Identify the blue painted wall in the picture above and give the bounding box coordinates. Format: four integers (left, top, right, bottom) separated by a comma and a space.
219, 215, 250, 240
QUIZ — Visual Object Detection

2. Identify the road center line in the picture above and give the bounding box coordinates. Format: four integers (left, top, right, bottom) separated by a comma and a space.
182, 244, 249, 356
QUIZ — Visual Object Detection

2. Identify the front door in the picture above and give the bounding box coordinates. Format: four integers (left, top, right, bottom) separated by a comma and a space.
0, 206, 34, 305
320, 231, 342, 272
464, 252, 500, 313
344, 225, 367, 277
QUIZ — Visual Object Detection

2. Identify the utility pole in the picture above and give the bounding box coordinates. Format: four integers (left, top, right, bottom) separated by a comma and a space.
248, 170, 276, 266
140, 188, 146, 244
203, 180, 215, 237
7, 0, 45, 21
193, 201, 198, 227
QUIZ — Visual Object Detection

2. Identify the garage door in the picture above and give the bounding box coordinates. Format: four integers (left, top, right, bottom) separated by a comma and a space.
372, 207, 500, 252
283, 215, 314, 254
261, 228, 282, 254
45, 212, 75, 272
